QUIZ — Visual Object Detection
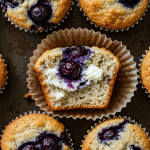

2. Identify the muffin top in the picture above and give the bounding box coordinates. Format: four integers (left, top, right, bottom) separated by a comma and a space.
82, 118, 150, 150
1, 113, 71, 150
79, 0, 148, 29
0, 56, 7, 89
1, 0, 71, 31
141, 51, 150, 93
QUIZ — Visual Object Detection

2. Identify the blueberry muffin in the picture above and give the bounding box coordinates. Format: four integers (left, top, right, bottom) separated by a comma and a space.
82, 118, 150, 150
34, 46, 121, 111
79, 0, 148, 30
0, 56, 7, 90
1, 113, 71, 150
141, 51, 150, 93
1, 0, 71, 31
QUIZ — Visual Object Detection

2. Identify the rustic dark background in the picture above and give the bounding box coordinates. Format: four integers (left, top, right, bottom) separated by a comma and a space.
0, 0, 150, 149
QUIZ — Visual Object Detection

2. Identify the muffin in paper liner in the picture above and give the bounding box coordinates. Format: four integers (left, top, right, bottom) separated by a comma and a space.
0, 54, 8, 94
0, 110, 74, 150
76, 0, 150, 32
0, 1, 74, 33
138, 47, 150, 98
27, 28, 138, 120
80, 115, 150, 150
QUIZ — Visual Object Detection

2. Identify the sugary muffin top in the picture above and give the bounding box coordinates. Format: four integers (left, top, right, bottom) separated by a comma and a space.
82, 118, 150, 150
1, 0, 71, 30
1, 114, 71, 150
79, 0, 148, 29
0, 56, 7, 89
141, 51, 150, 93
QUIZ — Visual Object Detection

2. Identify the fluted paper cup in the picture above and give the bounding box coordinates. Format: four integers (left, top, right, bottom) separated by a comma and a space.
27, 28, 138, 120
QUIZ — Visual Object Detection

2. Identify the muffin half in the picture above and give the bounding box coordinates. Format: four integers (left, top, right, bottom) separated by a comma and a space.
34, 46, 121, 111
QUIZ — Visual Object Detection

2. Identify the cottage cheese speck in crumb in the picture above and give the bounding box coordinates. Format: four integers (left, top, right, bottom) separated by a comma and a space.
43, 67, 81, 92
53, 91, 65, 100
83, 64, 104, 83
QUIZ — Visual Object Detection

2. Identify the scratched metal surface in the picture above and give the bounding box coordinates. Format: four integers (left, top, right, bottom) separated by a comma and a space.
0, 0, 150, 149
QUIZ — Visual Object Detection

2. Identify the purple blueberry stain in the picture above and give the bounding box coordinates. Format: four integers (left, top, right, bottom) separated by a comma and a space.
47, 89, 50, 93
78, 80, 88, 89
22, 145, 35, 150
43, 65, 47, 69
0, 0, 19, 11
119, 0, 140, 8
56, 46, 95, 89
130, 145, 141, 150
107, 78, 111, 84
98, 119, 134, 144
17, 131, 70, 150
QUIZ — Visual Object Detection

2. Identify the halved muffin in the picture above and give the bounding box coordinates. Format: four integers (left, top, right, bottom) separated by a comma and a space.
34, 46, 121, 111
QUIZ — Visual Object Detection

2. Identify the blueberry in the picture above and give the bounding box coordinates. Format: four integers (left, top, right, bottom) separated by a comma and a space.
60, 61, 81, 80
130, 145, 141, 150
102, 129, 116, 140
119, 0, 140, 8
42, 137, 57, 150
22, 145, 35, 150
70, 46, 87, 56
31, 5, 48, 22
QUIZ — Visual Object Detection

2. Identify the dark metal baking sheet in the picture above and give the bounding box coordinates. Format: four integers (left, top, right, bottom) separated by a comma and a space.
1, 0, 150, 149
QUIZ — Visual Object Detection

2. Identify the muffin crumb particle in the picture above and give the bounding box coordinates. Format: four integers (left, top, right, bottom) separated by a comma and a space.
24, 93, 32, 99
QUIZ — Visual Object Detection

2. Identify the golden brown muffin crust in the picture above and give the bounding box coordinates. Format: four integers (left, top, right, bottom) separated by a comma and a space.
79, 0, 148, 29
141, 51, 150, 93
0, 56, 7, 89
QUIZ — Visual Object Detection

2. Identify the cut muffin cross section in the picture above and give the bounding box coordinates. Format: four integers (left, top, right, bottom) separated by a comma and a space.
34, 46, 121, 111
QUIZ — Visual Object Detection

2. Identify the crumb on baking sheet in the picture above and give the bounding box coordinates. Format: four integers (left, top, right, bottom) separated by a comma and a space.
13, 45, 16, 47
22, 70, 24, 72
24, 93, 32, 99
18, 49, 20, 52
25, 56, 27, 59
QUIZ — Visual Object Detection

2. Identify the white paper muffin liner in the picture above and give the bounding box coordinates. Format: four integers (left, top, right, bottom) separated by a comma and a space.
0, 110, 74, 150
27, 28, 138, 120
138, 47, 150, 97
77, 0, 150, 32
0, 54, 8, 94
80, 115, 150, 149
0, 1, 74, 33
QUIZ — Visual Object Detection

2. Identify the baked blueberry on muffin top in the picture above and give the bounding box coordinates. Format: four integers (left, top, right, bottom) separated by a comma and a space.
78, 0, 148, 30
0, 0, 71, 31
1, 114, 71, 150
82, 118, 150, 150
